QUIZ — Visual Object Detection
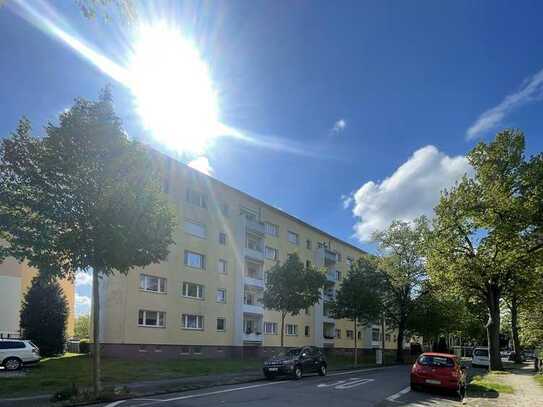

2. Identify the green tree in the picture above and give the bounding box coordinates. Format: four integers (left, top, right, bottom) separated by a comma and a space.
426, 131, 543, 370
332, 256, 385, 364
263, 253, 327, 347
75, 314, 91, 339
20, 277, 69, 357
0, 90, 176, 396
373, 218, 428, 363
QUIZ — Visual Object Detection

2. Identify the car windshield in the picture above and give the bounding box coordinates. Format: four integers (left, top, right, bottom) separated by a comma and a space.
474, 349, 489, 357
278, 348, 302, 357
418, 355, 454, 367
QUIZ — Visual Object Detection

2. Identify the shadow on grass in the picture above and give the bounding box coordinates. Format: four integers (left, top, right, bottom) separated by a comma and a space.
467, 383, 499, 398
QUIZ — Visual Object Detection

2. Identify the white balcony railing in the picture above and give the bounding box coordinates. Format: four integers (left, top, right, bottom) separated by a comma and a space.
243, 303, 264, 315
244, 276, 264, 288
243, 332, 263, 342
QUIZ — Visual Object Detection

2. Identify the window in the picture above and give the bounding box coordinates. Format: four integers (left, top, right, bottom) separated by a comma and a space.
265, 246, 278, 260
219, 232, 227, 245
417, 355, 454, 367
246, 232, 263, 252
335, 329, 341, 339
184, 220, 206, 239
244, 291, 257, 305
288, 231, 299, 244
138, 310, 165, 327
221, 203, 229, 217
193, 346, 202, 355
216, 289, 226, 303
264, 322, 278, 335
185, 250, 205, 269
372, 328, 380, 342
182, 282, 204, 299
264, 222, 278, 236
0, 341, 25, 349
337, 252, 342, 262
286, 324, 298, 336
180, 346, 190, 355
218, 259, 227, 274
306, 239, 312, 249
335, 270, 342, 281
346, 330, 354, 339
305, 260, 311, 268
304, 326, 310, 337
139, 274, 167, 293
385, 334, 391, 342
346, 256, 354, 267
241, 207, 257, 221
216, 318, 225, 331
182, 314, 204, 330
186, 189, 207, 208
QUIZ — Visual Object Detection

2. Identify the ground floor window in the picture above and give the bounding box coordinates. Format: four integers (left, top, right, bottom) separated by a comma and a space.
304, 326, 310, 337
286, 324, 298, 336
264, 322, 278, 335
335, 329, 341, 338
346, 330, 354, 339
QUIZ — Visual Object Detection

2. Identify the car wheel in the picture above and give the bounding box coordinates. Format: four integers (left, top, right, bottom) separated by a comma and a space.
264, 372, 275, 380
3, 357, 22, 371
293, 366, 302, 380
410, 383, 422, 392
318, 364, 327, 376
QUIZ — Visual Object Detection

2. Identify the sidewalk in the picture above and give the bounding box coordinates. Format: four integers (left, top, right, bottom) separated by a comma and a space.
465, 363, 543, 407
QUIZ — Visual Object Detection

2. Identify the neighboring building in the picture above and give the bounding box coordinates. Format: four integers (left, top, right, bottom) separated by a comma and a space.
0, 256, 75, 338
98, 153, 397, 358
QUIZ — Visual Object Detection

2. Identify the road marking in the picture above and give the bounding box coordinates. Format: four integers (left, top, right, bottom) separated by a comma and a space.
335, 378, 374, 389
386, 386, 410, 402
328, 366, 396, 377
317, 379, 347, 387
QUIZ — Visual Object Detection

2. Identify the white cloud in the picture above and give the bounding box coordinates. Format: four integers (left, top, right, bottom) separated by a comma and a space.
188, 156, 213, 175
466, 67, 543, 139
348, 145, 472, 242
341, 194, 353, 209
332, 119, 347, 134
75, 271, 92, 286
75, 293, 91, 316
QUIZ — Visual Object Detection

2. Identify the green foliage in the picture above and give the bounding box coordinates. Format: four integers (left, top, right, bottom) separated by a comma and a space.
332, 256, 385, 325
263, 253, 327, 346
75, 315, 90, 339
20, 277, 68, 357
0, 89, 176, 279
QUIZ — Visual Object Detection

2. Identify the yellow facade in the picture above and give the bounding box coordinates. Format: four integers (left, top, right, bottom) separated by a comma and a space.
99, 155, 397, 355
0, 258, 75, 338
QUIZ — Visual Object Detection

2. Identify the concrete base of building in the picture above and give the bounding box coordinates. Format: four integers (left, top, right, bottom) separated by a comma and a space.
99, 343, 415, 361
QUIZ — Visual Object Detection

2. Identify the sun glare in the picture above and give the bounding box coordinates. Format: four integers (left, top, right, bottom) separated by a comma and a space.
128, 24, 219, 154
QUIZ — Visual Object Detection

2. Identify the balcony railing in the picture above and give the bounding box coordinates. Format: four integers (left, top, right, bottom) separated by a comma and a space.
243, 332, 263, 342
246, 218, 265, 235
244, 276, 264, 288
243, 303, 264, 315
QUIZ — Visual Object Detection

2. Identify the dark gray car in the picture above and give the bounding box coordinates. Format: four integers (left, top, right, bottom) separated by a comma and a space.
263, 346, 327, 379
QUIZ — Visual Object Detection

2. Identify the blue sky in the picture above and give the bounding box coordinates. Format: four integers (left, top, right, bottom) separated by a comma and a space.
2, 1, 543, 315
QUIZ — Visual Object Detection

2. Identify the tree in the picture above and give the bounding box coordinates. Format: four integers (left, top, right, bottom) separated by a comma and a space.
75, 314, 91, 339
263, 253, 327, 347
20, 277, 69, 357
372, 218, 427, 363
332, 256, 385, 364
0, 90, 176, 396
426, 131, 543, 370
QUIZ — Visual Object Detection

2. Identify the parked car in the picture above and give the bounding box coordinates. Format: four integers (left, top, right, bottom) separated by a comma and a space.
410, 352, 466, 398
523, 350, 535, 361
0, 339, 40, 371
263, 346, 327, 379
472, 347, 490, 368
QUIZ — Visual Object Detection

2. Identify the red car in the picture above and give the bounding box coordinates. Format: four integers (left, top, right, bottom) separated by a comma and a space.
411, 352, 466, 397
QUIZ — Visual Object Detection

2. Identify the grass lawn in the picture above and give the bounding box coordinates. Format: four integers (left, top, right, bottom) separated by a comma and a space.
0, 353, 263, 398
468, 372, 515, 396
534, 374, 543, 388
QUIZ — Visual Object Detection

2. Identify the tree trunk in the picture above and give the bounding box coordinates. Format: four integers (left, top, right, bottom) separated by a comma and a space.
396, 319, 405, 363
486, 283, 503, 371
280, 312, 285, 348
510, 294, 522, 363
381, 316, 386, 365
92, 268, 102, 396
353, 318, 358, 365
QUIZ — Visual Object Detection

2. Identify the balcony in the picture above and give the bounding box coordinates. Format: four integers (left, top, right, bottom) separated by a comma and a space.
244, 276, 264, 289
326, 272, 336, 283
243, 332, 263, 342
323, 322, 335, 343
243, 303, 264, 315
323, 288, 335, 302
324, 249, 337, 265
245, 218, 265, 235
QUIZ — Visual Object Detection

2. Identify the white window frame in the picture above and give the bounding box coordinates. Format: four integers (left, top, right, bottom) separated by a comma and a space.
287, 231, 299, 245
138, 310, 165, 328
265, 246, 278, 260
184, 219, 207, 239
139, 274, 167, 294
264, 322, 278, 335
218, 259, 228, 274
182, 314, 204, 330
216, 317, 226, 331
216, 289, 226, 303
185, 250, 206, 269
182, 282, 205, 299
286, 324, 298, 336
186, 188, 207, 208
264, 222, 278, 237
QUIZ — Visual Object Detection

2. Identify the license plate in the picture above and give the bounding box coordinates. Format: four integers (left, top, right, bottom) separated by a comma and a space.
268, 367, 278, 372
425, 379, 441, 385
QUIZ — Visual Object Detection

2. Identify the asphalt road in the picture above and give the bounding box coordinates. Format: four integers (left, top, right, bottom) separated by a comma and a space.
97, 364, 467, 407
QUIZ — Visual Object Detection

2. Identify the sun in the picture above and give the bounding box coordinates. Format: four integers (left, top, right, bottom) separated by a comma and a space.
128, 23, 219, 154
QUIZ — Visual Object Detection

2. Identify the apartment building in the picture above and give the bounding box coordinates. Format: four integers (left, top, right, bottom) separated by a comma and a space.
0, 256, 75, 338
99, 154, 398, 358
